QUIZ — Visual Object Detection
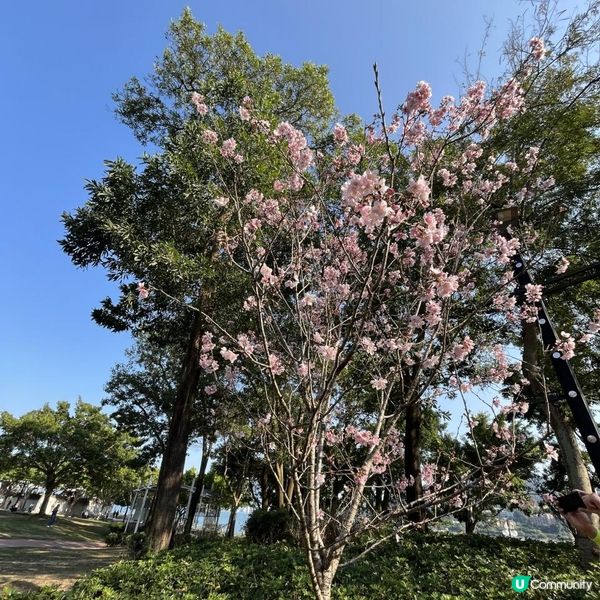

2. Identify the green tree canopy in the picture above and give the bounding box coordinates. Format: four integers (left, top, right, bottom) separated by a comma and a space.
0, 399, 139, 515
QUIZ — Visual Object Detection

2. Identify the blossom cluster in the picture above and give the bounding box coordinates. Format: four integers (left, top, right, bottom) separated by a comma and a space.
181, 39, 560, 530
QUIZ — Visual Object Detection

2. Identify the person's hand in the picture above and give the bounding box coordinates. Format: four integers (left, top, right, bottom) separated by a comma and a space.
562, 508, 597, 538
575, 490, 600, 514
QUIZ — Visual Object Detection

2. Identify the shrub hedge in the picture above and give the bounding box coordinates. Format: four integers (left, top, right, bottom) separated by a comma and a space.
6, 533, 600, 599
244, 508, 295, 545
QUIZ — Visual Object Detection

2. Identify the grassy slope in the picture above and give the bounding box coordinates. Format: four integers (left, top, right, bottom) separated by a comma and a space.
0, 512, 110, 542
0, 513, 119, 594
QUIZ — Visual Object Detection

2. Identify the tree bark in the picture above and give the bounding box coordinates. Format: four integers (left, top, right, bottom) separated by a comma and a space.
226, 503, 238, 538
404, 399, 425, 522
522, 320, 598, 568
464, 507, 477, 534
276, 461, 285, 508
183, 437, 211, 535
260, 464, 270, 509
39, 476, 55, 517
146, 311, 205, 553
309, 550, 342, 600
285, 476, 295, 509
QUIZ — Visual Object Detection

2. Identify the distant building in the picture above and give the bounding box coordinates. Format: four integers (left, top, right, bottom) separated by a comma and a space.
0, 480, 107, 517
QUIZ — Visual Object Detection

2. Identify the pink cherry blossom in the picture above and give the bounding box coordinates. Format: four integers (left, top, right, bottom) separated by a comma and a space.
403, 80, 432, 114
333, 123, 348, 144
544, 442, 559, 462
259, 263, 276, 285
137, 282, 150, 300
220, 138, 238, 158
437, 168, 457, 187
273, 121, 313, 171
555, 257, 569, 274
220, 347, 238, 363
347, 144, 364, 165
213, 196, 229, 208
407, 175, 431, 207
524, 283, 543, 304
191, 92, 208, 115
268, 353, 285, 375
318, 345, 338, 362
370, 377, 388, 390
202, 129, 218, 144
554, 331, 576, 360
436, 272, 459, 298
341, 170, 388, 209
297, 362, 310, 377
199, 354, 218, 373
236, 334, 255, 355
529, 37, 546, 61
239, 106, 251, 121
452, 335, 475, 361
201, 332, 215, 353
588, 309, 600, 334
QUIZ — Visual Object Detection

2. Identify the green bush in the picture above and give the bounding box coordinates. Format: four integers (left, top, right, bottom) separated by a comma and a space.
125, 532, 147, 559
18, 533, 600, 599
244, 508, 294, 545
105, 523, 125, 546
105, 532, 122, 546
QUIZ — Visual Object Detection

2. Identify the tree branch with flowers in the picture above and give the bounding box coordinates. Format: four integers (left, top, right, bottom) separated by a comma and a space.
162, 37, 563, 600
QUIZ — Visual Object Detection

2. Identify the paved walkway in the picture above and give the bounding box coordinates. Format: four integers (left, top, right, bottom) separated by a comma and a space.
0, 538, 105, 549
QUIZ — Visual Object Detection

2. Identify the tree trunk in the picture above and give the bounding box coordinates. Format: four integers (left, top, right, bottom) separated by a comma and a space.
522, 320, 598, 568
39, 477, 55, 517
316, 571, 334, 600
226, 502, 238, 538
146, 312, 205, 553
260, 465, 270, 509
464, 508, 477, 534
404, 399, 425, 522
276, 462, 285, 508
309, 551, 342, 600
285, 476, 295, 509
184, 437, 211, 535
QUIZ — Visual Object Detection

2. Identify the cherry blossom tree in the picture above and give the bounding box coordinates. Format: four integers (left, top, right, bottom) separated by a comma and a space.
144, 37, 592, 600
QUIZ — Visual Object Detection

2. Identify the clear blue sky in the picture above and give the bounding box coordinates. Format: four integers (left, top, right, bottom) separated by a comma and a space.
0, 0, 580, 422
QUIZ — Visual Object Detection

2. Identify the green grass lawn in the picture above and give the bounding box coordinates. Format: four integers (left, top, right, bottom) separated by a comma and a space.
0, 547, 125, 593
0, 512, 121, 593
0, 511, 110, 542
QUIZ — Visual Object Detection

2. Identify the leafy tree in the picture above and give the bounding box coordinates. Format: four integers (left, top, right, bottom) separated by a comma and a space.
0, 400, 138, 515
437, 413, 541, 534
60, 9, 335, 552
489, 2, 600, 565
103, 340, 181, 465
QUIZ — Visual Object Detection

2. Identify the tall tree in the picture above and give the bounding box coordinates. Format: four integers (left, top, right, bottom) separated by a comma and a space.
172, 35, 563, 598
490, 1, 600, 565
60, 10, 335, 552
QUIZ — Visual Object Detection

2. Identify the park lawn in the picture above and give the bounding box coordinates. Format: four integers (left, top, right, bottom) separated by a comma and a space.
0, 547, 125, 593
0, 512, 110, 542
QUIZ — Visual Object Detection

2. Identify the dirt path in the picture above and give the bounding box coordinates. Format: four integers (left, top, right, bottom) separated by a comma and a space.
0, 538, 105, 549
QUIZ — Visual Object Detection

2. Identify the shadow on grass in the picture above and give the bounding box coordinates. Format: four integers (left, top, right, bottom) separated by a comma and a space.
0, 547, 124, 592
